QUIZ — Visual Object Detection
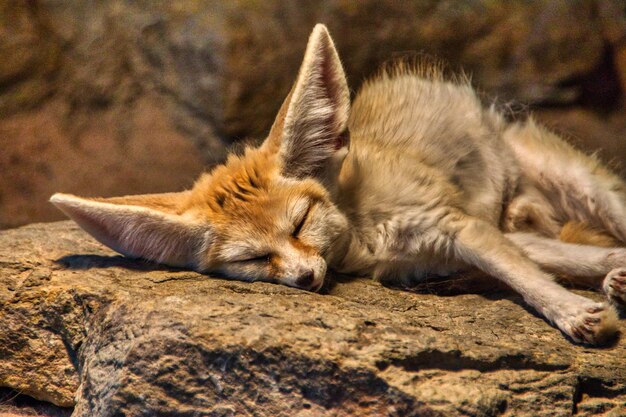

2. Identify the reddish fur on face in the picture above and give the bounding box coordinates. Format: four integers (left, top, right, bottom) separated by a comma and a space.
189, 147, 276, 215
269, 253, 283, 278
182, 142, 329, 269
290, 235, 317, 255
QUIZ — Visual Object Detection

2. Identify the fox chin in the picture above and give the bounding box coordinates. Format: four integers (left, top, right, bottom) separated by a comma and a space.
52, 24, 626, 346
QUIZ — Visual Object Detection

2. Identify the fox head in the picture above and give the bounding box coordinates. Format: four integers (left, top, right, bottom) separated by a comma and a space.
51, 24, 351, 291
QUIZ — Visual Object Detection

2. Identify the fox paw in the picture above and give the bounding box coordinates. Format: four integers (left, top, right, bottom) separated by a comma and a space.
603, 268, 626, 306
557, 302, 618, 345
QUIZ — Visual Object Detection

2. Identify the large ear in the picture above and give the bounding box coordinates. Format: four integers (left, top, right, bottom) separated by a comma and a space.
50, 192, 211, 269
272, 24, 351, 179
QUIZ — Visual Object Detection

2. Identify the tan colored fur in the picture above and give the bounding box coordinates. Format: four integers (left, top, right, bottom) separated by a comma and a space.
52, 25, 626, 345
560, 221, 620, 248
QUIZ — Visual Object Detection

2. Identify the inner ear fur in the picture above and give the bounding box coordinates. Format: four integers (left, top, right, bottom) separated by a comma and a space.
274, 24, 351, 179
50, 192, 210, 269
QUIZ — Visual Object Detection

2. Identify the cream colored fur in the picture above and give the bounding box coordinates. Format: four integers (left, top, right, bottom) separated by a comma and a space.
51, 24, 626, 345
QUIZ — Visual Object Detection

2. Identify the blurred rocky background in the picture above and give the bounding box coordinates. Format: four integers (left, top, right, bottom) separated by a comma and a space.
1, 0, 626, 230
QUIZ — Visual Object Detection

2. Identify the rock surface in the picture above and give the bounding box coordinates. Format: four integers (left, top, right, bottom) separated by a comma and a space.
2, 0, 626, 229
0, 388, 71, 417
1, 221, 626, 416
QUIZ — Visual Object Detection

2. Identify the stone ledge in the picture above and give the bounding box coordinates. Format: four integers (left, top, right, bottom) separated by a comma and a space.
1, 221, 625, 416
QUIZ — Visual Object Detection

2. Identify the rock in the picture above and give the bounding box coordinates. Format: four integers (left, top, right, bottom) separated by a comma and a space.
0, 96, 205, 230
0, 0, 60, 114
1, 221, 626, 416
42, 0, 622, 139
0, 387, 72, 417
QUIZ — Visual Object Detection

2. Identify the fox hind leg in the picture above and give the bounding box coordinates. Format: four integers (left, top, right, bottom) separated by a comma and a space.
503, 119, 626, 243
506, 232, 626, 306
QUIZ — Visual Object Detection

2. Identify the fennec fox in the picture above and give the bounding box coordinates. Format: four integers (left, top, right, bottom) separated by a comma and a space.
51, 24, 626, 345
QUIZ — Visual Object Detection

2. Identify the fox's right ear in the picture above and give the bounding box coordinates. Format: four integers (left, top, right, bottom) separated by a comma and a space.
50, 193, 212, 269
267, 24, 350, 180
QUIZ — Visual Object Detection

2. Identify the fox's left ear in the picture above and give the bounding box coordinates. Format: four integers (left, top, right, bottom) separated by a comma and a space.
269, 24, 350, 179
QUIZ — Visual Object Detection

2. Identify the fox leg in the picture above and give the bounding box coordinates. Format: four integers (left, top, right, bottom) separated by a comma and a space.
506, 232, 626, 304
503, 119, 626, 243
506, 232, 626, 280
443, 213, 618, 344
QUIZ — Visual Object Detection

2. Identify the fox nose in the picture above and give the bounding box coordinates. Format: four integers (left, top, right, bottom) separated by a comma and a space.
295, 270, 315, 288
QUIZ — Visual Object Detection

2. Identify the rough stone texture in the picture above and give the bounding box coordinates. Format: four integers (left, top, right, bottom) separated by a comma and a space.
0, 1, 60, 114
0, 96, 205, 230
34, 0, 626, 139
0, 388, 72, 417
2, 222, 626, 416
2, 0, 626, 229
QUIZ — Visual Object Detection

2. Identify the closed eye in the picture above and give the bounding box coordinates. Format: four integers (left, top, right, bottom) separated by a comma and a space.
236, 254, 271, 264
292, 203, 312, 238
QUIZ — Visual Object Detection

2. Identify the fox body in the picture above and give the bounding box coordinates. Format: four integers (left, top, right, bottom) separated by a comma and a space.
52, 25, 626, 345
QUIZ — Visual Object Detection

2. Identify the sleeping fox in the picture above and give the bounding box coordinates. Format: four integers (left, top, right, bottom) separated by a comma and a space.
51, 24, 626, 345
